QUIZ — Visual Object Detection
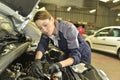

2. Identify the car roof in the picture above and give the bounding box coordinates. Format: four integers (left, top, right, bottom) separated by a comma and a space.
102, 26, 120, 29
94, 26, 120, 33
98, 26, 120, 31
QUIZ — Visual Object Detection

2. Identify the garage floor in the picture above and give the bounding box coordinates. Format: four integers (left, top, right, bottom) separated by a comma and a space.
91, 50, 120, 80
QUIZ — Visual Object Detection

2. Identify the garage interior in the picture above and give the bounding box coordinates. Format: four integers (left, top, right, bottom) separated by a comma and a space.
39, 0, 120, 29
0, 0, 120, 80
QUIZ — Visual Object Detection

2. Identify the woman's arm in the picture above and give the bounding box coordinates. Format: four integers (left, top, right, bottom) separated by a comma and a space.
35, 51, 43, 60
59, 57, 74, 67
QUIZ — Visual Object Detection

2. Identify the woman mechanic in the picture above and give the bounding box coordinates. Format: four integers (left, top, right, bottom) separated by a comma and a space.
29, 10, 91, 79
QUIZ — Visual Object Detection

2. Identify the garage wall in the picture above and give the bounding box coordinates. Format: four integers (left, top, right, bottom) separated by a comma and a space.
96, 5, 118, 28
39, 3, 119, 28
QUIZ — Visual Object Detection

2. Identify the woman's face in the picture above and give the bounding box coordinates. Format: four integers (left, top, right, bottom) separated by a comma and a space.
35, 17, 55, 36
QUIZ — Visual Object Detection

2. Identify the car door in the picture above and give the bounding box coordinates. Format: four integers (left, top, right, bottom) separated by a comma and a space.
104, 28, 120, 53
91, 28, 111, 51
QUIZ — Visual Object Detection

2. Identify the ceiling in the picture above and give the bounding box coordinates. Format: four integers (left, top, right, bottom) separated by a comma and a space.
99, 1, 120, 11
39, 0, 120, 11
40, 0, 97, 10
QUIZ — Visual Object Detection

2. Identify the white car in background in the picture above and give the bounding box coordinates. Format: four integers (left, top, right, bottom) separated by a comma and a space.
85, 26, 120, 59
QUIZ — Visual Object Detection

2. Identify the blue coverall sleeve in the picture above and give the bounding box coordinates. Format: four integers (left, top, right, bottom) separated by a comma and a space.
66, 24, 82, 65
36, 34, 49, 54
69, 48, 81, 65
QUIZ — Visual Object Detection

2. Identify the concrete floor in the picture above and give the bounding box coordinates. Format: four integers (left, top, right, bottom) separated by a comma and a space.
91, 50, 120, 80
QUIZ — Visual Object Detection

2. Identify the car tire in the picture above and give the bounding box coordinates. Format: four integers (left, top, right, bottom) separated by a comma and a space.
86, 42, 91, 48
117, 49, 120, 59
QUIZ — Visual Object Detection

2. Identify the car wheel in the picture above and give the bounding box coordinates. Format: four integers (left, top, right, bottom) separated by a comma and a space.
86, 41, 91, 48
117, 49, 120, 59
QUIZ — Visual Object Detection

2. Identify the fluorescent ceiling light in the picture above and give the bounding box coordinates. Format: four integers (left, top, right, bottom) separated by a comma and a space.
67, 7, 71, 11
117, 13, 120, 16
99, 0, 109, 2
113, 0, 119, 3
89, 9, 96, 13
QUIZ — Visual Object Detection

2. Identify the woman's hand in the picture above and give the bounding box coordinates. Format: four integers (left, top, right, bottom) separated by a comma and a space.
48, 63, 62, 75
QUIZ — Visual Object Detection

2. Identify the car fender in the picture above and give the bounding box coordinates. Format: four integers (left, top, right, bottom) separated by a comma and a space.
85, 35, 94, 48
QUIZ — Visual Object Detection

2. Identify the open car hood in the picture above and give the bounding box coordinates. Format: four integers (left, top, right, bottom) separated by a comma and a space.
0, 0, 40, 17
